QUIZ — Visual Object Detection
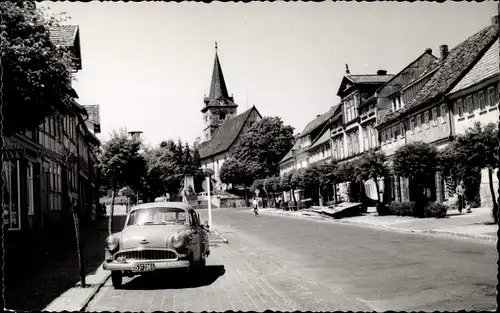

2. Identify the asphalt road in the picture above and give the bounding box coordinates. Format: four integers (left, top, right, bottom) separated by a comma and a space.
86, 207, 496, 312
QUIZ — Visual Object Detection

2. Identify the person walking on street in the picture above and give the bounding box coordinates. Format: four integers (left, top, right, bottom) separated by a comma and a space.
456, 180, 465, 213
252, 197, 259, 216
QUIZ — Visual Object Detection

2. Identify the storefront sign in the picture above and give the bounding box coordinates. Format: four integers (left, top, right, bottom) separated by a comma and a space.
3, 149, 24, 161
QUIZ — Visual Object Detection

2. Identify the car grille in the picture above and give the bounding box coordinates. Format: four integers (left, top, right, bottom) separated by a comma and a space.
114, 249, 178, 261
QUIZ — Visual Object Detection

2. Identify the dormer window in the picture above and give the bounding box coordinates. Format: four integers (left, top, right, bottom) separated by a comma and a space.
219, 112, 226, 120
392, 95, 402, 111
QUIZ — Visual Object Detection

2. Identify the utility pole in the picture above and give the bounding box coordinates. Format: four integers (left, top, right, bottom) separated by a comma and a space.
128, 131, 143, 207
206, 176, 212, 228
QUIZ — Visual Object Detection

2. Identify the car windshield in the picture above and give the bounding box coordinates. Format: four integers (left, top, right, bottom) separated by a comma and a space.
127, 207, 188, 226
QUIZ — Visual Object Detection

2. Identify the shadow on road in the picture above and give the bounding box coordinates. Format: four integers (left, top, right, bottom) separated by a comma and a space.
4, 215, 127, 312
121, 265, 226, 290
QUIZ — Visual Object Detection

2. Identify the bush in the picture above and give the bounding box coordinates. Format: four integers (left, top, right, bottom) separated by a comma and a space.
423, 202, 448, 218
388, 201, 415, 216
376, 203, 390, 216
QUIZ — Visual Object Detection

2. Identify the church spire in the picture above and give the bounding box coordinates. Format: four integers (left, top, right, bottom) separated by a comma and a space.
207, 42, 230, 102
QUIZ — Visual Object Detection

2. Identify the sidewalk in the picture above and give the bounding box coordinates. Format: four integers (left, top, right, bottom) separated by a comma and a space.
39, 225, 229, 312
252, 205, 497, 244
4, 215, 127, 312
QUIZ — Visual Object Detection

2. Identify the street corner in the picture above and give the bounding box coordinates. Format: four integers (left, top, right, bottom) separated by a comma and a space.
43, 262, 111, 312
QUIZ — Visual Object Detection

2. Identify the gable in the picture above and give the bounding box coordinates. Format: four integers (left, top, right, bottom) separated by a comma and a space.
336, 76, 356, 97
449, 40, 499, 94
199, 107, 261, 159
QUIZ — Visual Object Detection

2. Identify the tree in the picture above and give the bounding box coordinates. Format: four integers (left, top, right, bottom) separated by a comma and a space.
440, 122, 498, 218
99, 129, 146, 233
220, 158, 253, 202
232, 117, 295, 179
303, 165, 322, 205
317, 162, 339, 203
354, 150, 389, 204
1, 2, 77, 136
394, 142, 438, 216
289, 169, 305, 205
280, 172, 293, 205
183, 141, 193, 174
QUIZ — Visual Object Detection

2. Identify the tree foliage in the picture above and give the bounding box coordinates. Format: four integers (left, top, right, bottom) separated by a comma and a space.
219, 158, 252, 188
232, 117, 295, 179
99, 129, 146, 192
1, 2, 77, 136
393, 141, 438, 184
141, 139, 203, 200
354, 150, 389, 203
440, 122, 498, 210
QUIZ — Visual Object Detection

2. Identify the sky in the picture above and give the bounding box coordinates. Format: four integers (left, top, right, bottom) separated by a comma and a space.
40, 1, 497, 147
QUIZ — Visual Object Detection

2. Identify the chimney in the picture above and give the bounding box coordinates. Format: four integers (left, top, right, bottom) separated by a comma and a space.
377, 70, 387, 75
492, 15, 499, 26
316, 114, 321, 117
345, 64, 350, 75
440, 45, 449, 60
425, 48, 432, 54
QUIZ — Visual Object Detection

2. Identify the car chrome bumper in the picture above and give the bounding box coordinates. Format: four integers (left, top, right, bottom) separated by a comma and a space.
103, 260, 190, 271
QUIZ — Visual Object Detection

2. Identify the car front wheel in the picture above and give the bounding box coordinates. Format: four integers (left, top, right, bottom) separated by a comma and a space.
111, 271, 122, 288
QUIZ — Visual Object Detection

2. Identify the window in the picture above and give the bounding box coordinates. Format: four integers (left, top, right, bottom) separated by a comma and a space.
392, 98, 397, 111
466, 95, 473, 114
423, 111, 429, 129
440, 104, 448, 123
416, 115, 421, 132
2, 160, 21, 230
49, 163, 62, 211
456, 99, 464, 117
410, 118, 415, 134
27, 162, 34, 216
391, 126, 396, 141
353, 132, 359, 154
478, 90, 486, 111
347, 134, 353, 156
397, 96, 402, 109
487, 86, 496, 107
399, 123, 405, 137
371, 128, 377, 147
363, 128, 369, 150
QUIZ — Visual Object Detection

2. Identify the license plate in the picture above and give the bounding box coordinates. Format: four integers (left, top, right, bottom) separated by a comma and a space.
132, 263, 156, 272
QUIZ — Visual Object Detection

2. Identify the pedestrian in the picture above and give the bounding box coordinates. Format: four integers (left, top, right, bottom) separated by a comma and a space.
252, 197, 259, 216
456, 180, 465, 213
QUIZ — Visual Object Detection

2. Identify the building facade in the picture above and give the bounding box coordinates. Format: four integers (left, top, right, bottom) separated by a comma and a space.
2, 25, 101, 237
376, 17, 499, 206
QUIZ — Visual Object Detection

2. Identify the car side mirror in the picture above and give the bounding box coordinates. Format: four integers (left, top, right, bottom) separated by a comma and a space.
203, 221, 210, 230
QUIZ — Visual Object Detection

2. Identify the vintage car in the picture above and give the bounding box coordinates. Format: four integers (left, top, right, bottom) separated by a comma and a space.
103, 202, 210, 288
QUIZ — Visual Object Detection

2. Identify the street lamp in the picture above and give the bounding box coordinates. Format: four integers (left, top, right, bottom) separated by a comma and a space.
128, 131, 143, 206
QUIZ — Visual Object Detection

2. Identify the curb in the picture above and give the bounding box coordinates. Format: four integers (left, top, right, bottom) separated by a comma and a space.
338, 220, 497, 244
256, 207, 497, 244
43, 263, 110, 312
210, 229, 229, 244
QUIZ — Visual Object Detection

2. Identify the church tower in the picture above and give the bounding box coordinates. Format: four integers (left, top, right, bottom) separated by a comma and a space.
201, 42, 238, 142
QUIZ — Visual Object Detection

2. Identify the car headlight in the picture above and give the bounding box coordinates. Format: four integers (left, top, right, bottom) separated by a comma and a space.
172, 235, 185, 248
105, 236, 119, 251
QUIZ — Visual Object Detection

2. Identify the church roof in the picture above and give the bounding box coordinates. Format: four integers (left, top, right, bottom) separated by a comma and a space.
199, 106, 260, 159
202, 43, 238, 110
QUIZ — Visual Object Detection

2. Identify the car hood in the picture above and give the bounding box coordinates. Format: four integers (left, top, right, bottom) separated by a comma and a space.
119, 225, 192, 249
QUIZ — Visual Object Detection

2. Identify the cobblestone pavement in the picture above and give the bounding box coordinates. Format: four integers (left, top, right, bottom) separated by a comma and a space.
86, 207, 496, 312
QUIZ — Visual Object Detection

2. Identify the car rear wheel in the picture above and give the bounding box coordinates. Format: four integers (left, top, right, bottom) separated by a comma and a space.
111, 271, 122, 289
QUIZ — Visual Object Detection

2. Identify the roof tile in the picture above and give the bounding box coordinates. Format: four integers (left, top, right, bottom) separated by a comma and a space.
199, 107, 257, 159
49, 25, 78, 47
378, 24, 499, 126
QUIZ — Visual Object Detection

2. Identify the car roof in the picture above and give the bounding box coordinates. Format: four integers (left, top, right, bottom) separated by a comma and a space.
129, 201, 195, 213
